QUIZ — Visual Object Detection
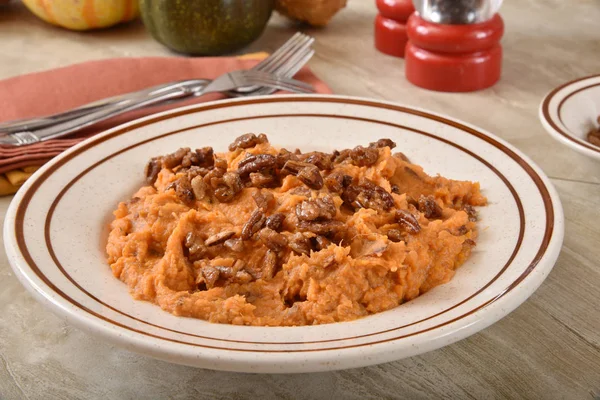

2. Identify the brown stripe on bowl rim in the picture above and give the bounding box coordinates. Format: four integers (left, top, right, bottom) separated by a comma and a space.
14, 96, 555, 352
541, 73, 600, 154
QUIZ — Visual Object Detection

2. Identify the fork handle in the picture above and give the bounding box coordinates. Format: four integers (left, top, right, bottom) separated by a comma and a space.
0, 80, 210, 135
0, 80, 209, 146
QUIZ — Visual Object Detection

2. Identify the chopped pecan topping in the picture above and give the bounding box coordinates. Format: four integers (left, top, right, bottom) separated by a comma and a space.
349, 145, 379, 167
395, 210, 421, 234
205, 231, 235, 247
393, 152, 410, 162
224, 238, 245, 252
418, 195, 443, 219
288, 233, 312, 255
252, 190, 275, 211
259, 228, 288, 252
144, 158, 161, 185
295, 196, 336, 221
282, 160, 324, 190
324, 172, 352, 193
333, 149, 351, 163
298, 219, 344, 236
249, 172, 276, 188
265, 213, 285, 232
198, 265, 220, 289
313, 236, 331, 251
276, 148, 299, 169
213, 172, 243, 203
184, 232, 207, 261
234, 270, 254, 284
241, 209, 266, 240
228, 133, 268, 151
237, 154, 277, 177
193, 147, 215, 168
302, 151, 335, 170
387, 229, 404, 243
369, 138, 396, 149
174, 175, 194, 204
464, 205, 478, 222
190, 175, 207, 200
261, 250, 278, 279
162, 148, 190, 169
342, 179, 394, 211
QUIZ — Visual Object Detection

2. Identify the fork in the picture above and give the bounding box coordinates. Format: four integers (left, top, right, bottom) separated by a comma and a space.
0, 70, 315, 146
0, 33, 314, 135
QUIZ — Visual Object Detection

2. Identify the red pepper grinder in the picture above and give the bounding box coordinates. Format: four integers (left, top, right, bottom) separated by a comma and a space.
375, 0, 415, 58
405, 0, 504, 92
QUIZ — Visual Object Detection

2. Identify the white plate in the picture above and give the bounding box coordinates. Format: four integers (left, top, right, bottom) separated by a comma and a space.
539, 74, 600, 160
4, 95, 563, 373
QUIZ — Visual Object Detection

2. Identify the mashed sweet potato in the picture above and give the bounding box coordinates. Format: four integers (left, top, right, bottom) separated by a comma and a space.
106, 134, 486, 326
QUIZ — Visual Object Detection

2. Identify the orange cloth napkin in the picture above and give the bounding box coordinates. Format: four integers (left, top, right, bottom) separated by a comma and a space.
0, 54, 331, 195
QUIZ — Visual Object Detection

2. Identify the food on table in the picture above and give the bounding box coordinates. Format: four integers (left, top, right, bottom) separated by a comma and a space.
276, 0, 347, 26
587, 116, 600, 147
106, 134, 486, 326
139, 0, 274, 55
21, 0, 139, 31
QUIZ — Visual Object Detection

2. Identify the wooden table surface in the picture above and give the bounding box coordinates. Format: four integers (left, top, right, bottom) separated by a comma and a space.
1, 1, 599, 399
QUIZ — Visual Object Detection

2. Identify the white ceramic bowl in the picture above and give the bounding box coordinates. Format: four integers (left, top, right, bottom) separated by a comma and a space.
4, 95, 564, 373
539, 73, 600, 161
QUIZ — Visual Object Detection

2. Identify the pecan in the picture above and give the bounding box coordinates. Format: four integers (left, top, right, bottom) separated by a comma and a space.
228, 133, 268, 151
288, 233, 312, 255
175, 175, 195, 204
265, 213, 285, 232
298, 220, 344, 236
418, 195, 443, 219
324, 172, 352, 193
276, 148, 299, 169
313, 236, 331, 251
224, 238, 245, 252
199, 265, 219, 289
252, 190, 275, 211
203, 165, 225, 187
237, 154, 277, 177
393, 152, 410, 162
190, 175, 207, 200
241, 209, 266, 240
342, 179, 394, 211
261, 250, 278, 280
259, 228, 288, 252
194, 147, 215, 168
395, 210, 421, 234
213, 265, 235, 280
295, 196, 336, 221
144, 158, 161, 185
282, 160, 324, 190
214, 158, 228, 170
302, 152, 335, 170
349, 145, 379, 167
387, 229, 404, 243
213, 172, 243, 203
184, 232, 207, 261
162, 148, 189, 169
464, 205, 478, 222
369, 138, 396, 149
205, 231, 235, 246
249, 172, 276, 188
234, 270, 254, 284
457, 225, 468, 235
333, 149, 351, 163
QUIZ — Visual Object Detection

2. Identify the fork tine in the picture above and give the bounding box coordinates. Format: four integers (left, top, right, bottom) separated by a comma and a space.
257, 34, 313, 74
241, 72, 315, 93
246, 49, 315, 97
252, 32, 305, 73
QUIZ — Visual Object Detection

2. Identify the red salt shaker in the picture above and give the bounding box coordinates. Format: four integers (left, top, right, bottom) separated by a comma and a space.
374, 0, 415, 58
405, 13, 504, 92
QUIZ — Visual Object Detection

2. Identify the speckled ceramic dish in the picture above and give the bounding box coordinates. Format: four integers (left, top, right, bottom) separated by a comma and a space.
540, 74, 600, 161
4, 95, 563, 373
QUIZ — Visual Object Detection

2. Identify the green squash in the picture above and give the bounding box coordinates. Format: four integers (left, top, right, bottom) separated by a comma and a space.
140, 0, 275, 56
